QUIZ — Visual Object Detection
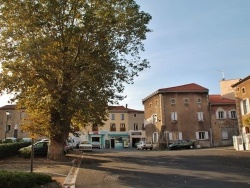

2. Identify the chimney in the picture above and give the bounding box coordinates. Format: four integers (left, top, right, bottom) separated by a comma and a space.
126, 104, 128, 108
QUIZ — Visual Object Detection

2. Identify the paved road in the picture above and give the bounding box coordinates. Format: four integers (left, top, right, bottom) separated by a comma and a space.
75, 147, 250, 188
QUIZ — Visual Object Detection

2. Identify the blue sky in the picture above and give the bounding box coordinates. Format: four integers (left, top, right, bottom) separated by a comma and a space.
120, 0, 250, 110
0, 1, 249, 109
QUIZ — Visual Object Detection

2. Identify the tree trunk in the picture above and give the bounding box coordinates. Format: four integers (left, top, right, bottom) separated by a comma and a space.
48, 138, 65, 161
47, 107, 71, 160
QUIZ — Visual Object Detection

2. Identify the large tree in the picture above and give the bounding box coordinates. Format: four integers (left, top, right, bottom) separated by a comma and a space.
0, 0, 151, 160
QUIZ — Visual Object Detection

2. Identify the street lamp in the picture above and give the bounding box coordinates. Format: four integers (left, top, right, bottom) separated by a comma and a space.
5, 111, 10, 139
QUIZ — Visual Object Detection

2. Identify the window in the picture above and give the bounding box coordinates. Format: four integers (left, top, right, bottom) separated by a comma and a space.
171, 112, 178, 121
184, 98, 189, 105
170, 98, 176, 105
156, 100, 158, 106
111, 114, 115, 120
197, 112, 204, 121
153, 132, 158, 143
110, 123, 116, 131
228, 111, 237, 119
134, 114, 137, 117
6, 125, 11, 132
167, 132, 182, 141
197, 98, 202, 103
196, 131, 209, 140
242, 87, 246, 94
152, 114, 157, 123
222, 131, 228, 139
241, 99, 250, 115
20, 111, 25, 119
134, 123, 138, 130
217, 111, 226, 119
120, 123, 125, 131
121, 114, 125, 120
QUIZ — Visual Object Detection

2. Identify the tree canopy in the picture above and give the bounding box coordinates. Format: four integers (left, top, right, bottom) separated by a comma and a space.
0, 0, 151, 160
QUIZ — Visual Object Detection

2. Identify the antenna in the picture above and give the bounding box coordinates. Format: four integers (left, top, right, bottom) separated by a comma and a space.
218, 70, 225, 80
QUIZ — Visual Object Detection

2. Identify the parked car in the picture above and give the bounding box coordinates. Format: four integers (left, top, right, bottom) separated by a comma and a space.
19, 140, 49, 157
20, 138, 32, 143
3, 137, 17, 143
168, 140, 195, 150
137, 141, 153, 150
79, 141, 92, 152
92, 141, 101, 149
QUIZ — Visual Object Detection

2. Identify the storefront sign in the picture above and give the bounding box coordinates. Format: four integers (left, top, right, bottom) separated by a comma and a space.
131, 132, 141, 135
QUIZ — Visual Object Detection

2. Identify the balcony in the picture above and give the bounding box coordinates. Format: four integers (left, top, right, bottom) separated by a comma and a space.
110, 128, 116, 131
120, 128, 126, 132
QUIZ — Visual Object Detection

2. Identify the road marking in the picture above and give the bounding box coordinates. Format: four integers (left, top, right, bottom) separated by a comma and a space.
63, 154, 82, 188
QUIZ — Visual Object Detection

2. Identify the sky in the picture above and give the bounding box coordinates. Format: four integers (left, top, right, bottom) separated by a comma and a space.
119, 0, 250, 110
0, 0, 250, 109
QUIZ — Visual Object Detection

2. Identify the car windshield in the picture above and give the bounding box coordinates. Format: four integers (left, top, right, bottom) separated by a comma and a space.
81, 141, 90, 144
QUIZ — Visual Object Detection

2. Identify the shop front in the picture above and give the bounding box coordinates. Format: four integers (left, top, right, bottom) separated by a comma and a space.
108, 132, 130, 149
129, 130, 146, 147
88, 131, 105, 149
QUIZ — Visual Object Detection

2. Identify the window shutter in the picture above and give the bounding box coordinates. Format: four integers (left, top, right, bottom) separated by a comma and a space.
178, 132, 182, 140
228, 111, 231, 119
247, 98, 250, 114
175, 113, 178, 120
240, 101, 244, 115
169, 132, 173, 140
171, 112, 174, 120
195, 132, 199, 139
205, 132, 209, 139
216, 112, 219, 119
222, 131, 228, 139
224, 111, 227, 119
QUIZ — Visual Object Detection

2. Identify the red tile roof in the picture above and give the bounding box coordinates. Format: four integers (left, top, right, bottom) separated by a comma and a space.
209, 95, 235, 104
231, 75, 250, 87
108, 106, 144, 113
142, 83, 208, 102
158, 83, 208, 92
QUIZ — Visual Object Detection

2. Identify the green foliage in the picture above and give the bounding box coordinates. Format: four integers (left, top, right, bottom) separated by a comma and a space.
245, 117, 250, 125
0, 0, 151, 159
0, 142, 31, 159
0, 170, 55, 188
19, 147, 31, 158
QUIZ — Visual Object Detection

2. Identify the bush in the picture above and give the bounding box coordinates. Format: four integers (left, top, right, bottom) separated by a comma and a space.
0, 170, 56, 188
19, 147, 31, 158
0, 142, 31, 159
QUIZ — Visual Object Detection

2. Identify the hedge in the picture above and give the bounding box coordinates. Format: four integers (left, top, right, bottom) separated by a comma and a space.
0, 170, 56, 188
0, 142, 31, 159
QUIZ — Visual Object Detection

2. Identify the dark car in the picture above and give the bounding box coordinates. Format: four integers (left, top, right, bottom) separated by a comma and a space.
169, 140, 195, 150
19, 141, 49, 157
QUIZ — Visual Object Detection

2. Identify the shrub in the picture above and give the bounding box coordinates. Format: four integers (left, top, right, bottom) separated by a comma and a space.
0, 170, 56, 188
19, 147, 31, 158
0, 142, 31, 159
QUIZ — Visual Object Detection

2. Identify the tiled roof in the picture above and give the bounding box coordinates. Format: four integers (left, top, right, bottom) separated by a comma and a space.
231, 75, 250, 87
209, 95, 235, 104
0, 104, 17, 110
142, 83, 208, 102
158, 83, 208, 92
108, 105, 144, 113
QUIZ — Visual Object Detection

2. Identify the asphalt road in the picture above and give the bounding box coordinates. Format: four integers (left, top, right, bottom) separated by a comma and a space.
75, 147, 250, 188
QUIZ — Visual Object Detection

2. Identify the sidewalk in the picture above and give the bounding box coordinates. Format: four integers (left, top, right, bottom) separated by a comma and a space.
0, 152, 81, 187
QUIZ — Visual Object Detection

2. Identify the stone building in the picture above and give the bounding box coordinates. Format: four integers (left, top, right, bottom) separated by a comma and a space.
142, 83, 211, 149
209, 95, 239, 146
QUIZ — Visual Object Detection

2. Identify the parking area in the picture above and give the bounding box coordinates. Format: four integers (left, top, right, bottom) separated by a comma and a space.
75, 147, 250, 188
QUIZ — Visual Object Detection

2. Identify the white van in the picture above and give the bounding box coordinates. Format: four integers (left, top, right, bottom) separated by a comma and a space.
68, 136, 81, 148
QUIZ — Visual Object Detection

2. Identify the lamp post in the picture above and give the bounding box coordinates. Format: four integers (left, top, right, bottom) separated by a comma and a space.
5, 111, 10, 140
